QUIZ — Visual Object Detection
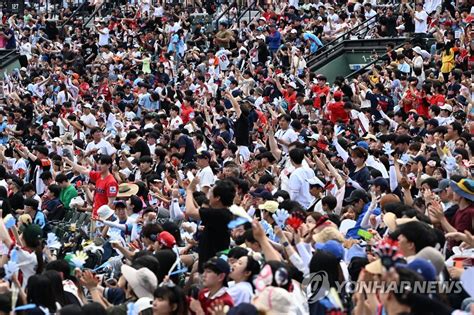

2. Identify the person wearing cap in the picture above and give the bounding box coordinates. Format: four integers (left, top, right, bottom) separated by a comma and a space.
306, 176, 327, 213
326, 90, 349, 124
432, 179, 454, 211
345, 189, 380, 239
274, 78, 297, 111
80, 103, 98, 135
438, 104, 454, 126
358, 82, 391, 120
189, 257, 234, 315
195, 151, 215, 195
428, 179, 474, 237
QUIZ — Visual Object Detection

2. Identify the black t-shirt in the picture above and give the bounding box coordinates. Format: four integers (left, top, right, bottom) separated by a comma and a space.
197, 207, 233, 271
132, 139, 151, 157
82, 43, 98, 61
177, 135, 197, 163
234, 113, 250, 146
8, 192, 23, 212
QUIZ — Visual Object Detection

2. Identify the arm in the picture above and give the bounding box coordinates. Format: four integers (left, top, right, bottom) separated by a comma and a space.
225, 91, 241, 118
252, 220, 281, 261
185, 176, 200, 220
63, 157, 91, 176
170, 189, 185, 221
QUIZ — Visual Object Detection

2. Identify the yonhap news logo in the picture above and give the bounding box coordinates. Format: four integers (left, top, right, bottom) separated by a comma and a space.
302, 271, 330, 303
302, 271, 464, 303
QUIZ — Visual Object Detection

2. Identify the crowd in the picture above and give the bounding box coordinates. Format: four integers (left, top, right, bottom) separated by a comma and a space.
0, 0, 472, 314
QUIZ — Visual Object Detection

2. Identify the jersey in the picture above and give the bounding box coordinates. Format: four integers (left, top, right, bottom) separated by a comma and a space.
89, 171, 118, 216
216, 49, 231, 71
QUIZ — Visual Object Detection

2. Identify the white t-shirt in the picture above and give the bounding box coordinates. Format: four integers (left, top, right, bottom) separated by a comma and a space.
228, 281, 254, 306
275, 128, 298, 153
197, 166, 215, 191
414, 10, 428, 33
288, 166, 315, 210
15, 247, 38, 288
85, 139, 117, 156
98, 27, 110, 46
170, 116, 183, 130
80, 113, 98, 134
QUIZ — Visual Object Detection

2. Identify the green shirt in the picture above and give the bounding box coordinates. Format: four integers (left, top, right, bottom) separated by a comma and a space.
60, 184, 78, 210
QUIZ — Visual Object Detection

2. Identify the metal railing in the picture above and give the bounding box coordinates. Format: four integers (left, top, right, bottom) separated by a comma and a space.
84, 1, 108, 28
307, 13, 379, 66
236, 0, 259, 24
214, 1, 237, 29
60, 0, 88, 28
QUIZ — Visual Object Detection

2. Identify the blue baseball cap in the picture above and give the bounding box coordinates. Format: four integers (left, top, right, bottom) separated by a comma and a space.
315, 240, 344, 261
406, 258, 437, 281
356, 141, 369, 150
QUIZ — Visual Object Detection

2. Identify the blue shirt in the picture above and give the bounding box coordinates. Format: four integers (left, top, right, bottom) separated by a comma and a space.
346, 203, 381, 239
0, 121, 7, 145
266, 31, 282, 52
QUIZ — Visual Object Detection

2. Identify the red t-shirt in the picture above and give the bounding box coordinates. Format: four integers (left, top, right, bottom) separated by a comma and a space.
198, 288, 234, 315
181, 105, 195, 125
89, 171, 118, 216
283, 89, 297, 110
312, 84, 330, 108
327, 101, 349, 123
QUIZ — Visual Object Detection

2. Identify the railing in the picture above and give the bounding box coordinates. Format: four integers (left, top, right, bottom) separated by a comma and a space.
61, 0, 88, 28
83, 1, 108, 28
236, 0, 259, 24
307, 13, 379, 66
214, 1, 237, 29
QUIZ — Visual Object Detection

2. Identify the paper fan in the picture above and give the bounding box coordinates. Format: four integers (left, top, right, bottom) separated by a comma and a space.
272, 209, 290, 229
4, 214, 16, 229
398, 153, 411, 166
70, 251, 89, 269
286, 215, 303, 230
4, 260, 19, 280
382, 143, 394, 156
46, 233, 61, 250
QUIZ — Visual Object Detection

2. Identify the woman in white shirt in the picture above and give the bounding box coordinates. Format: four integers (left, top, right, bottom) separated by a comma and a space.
412, 46, 425, 88
228, 255, 260, 306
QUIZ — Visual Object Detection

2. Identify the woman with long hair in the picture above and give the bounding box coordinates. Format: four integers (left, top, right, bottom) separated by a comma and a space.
26, 274, 58, 313
228, 254, 261, 305
152, 286, 188, 315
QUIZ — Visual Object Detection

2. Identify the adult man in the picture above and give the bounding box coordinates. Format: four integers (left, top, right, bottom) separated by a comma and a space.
126, 132, 151, 159
275, 115, 298, 153
64, 155, 118, 218
16, 145, 52, 196
80, 103, 98, 135
85, 127, 117, 157
196, 151, 215, 194
306, 176, 327, 213
288, 148, 315, 210
412, 2, 428, 35
185, 179, 236, 272
55, 173, 78, 211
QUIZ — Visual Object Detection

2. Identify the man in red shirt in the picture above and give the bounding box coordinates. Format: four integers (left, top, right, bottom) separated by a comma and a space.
311, 74, 330, 109
190, 257, 234, 315
326, 91, 350, 124
64, 155, 118, 217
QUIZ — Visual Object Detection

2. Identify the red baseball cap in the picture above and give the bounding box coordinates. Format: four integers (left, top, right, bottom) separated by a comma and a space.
334, 91, 344, 98
158, 231, 176, 248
